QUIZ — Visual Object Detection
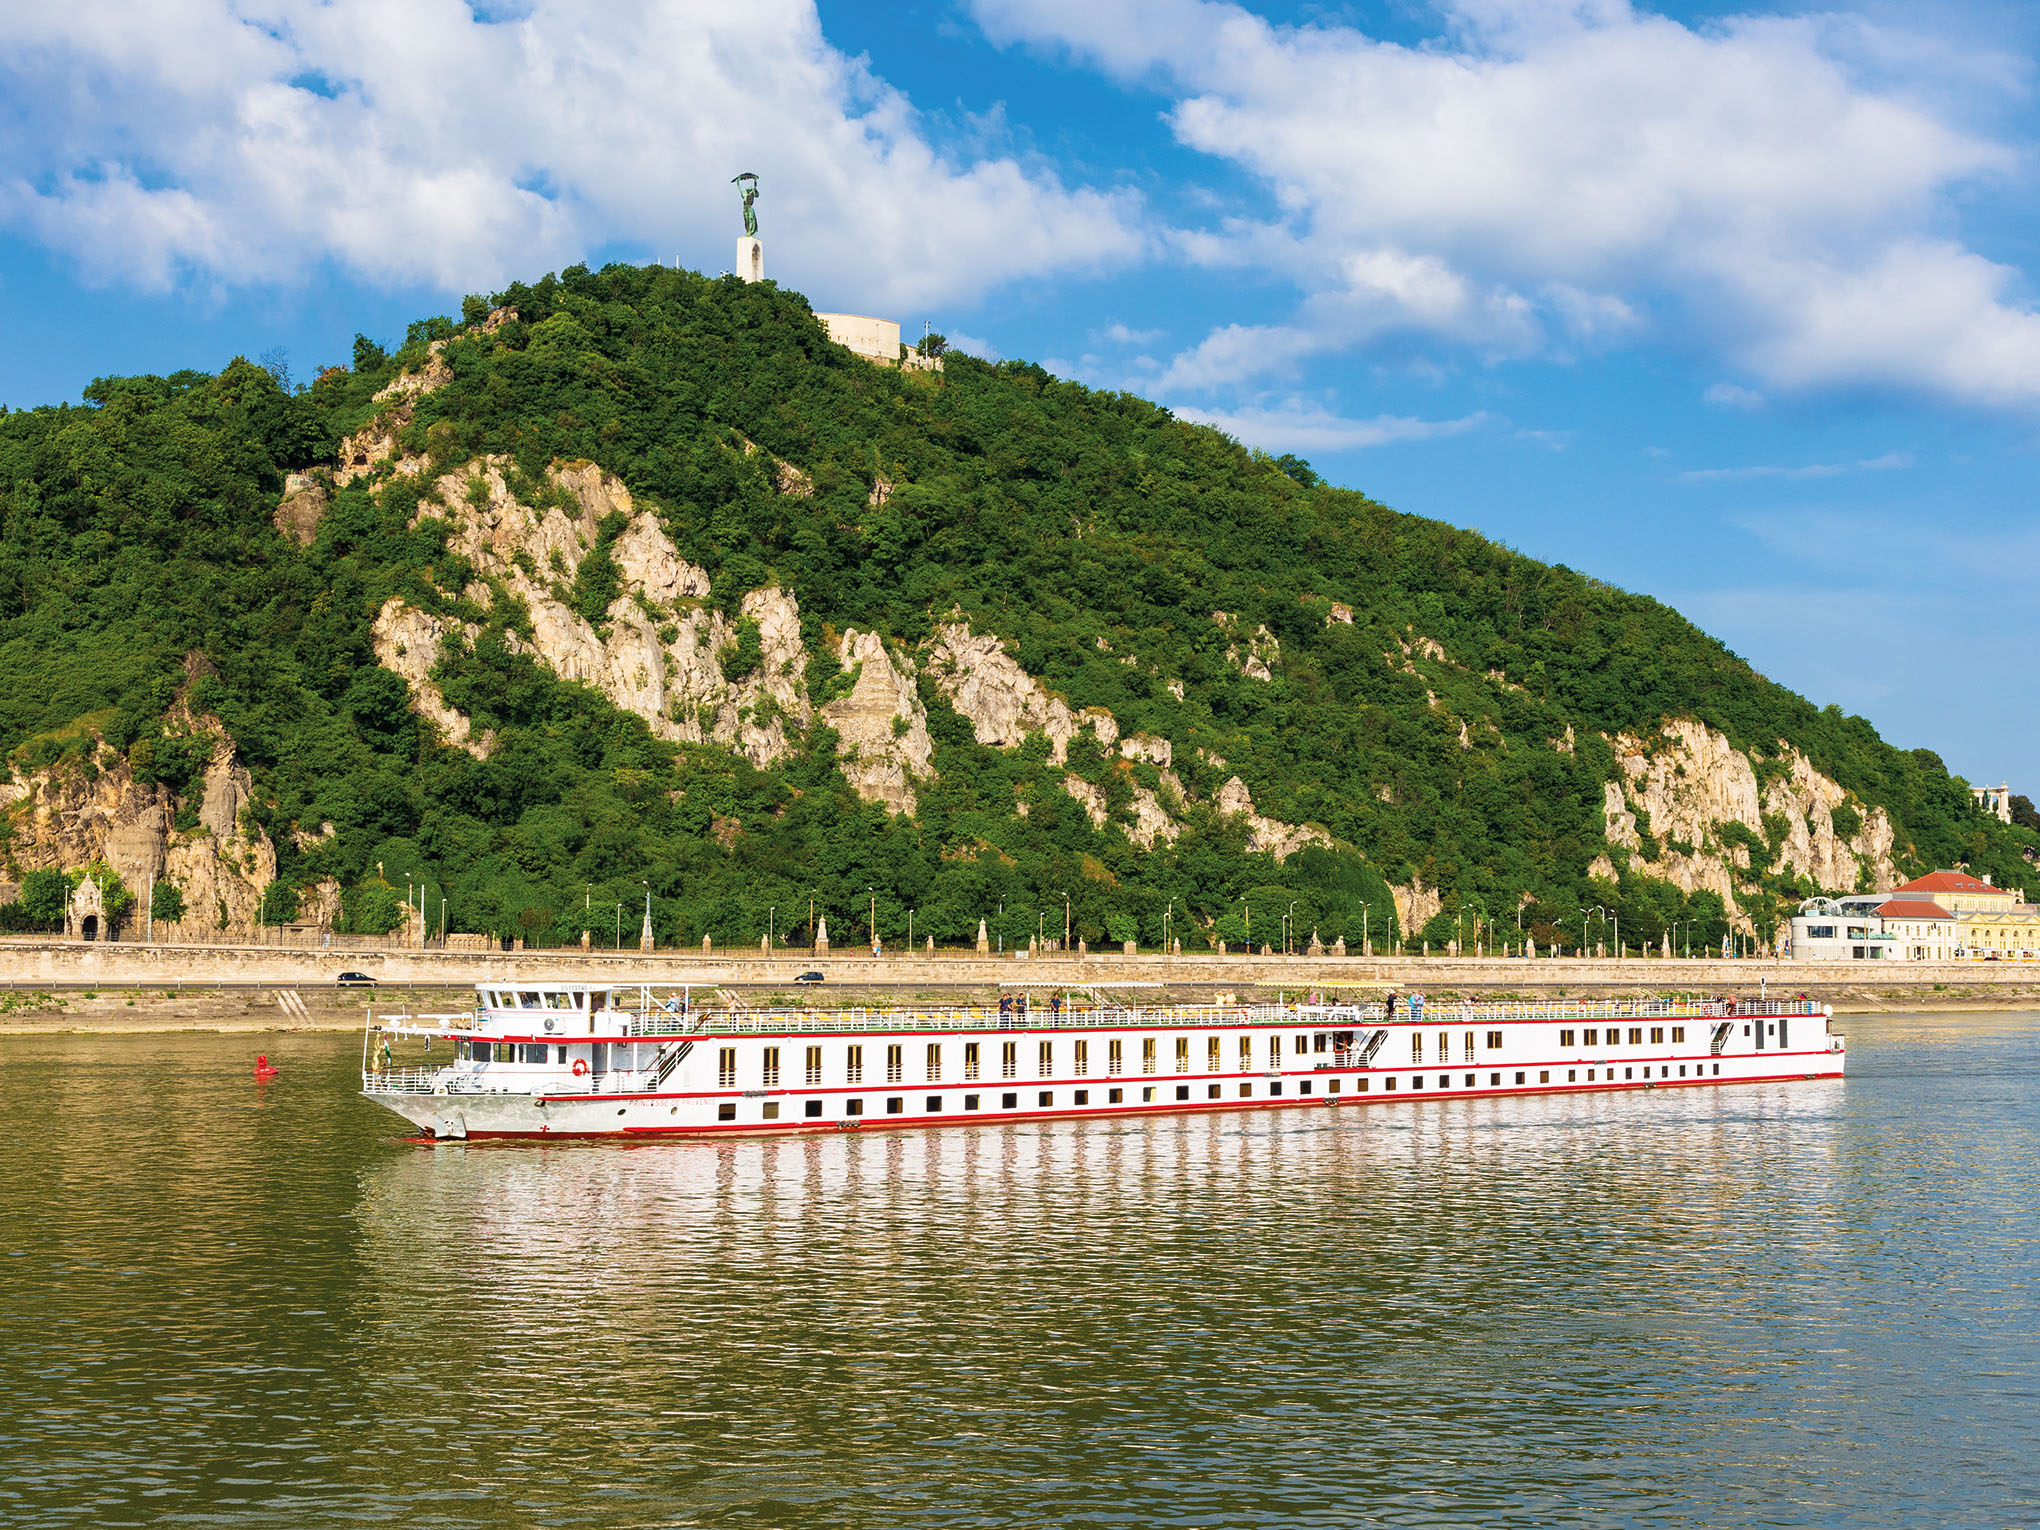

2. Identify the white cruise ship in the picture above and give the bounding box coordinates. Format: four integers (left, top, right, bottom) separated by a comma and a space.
360, 982, 1845, 1141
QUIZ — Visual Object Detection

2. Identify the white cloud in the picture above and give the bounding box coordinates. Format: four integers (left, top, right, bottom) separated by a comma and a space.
942, 329, 1002, 361
1704, 382, 1766, 410
1675, 451, 1914, 484
0, 0, 1145, 309
1100, 321, 1162, 345
972, 0, 2040, 412
1171, 399, 1491, 451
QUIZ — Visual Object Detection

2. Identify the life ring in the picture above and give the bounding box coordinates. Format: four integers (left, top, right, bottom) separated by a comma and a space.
571, 1058, 589, 1077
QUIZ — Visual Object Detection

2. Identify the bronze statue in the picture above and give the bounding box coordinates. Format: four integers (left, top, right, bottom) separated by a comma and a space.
732, 172, 759, 237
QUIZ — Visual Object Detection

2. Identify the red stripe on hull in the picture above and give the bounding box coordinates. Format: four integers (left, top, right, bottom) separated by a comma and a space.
428, 1064, 1845, 1142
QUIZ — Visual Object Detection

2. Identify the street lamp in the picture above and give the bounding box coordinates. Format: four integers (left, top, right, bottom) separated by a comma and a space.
642, 879, 651, 951
1063, 891, 1071, 952
867, 886, 877, 954
909, 908, 915, 951
1287, 900, 1298, 956
1163, 897, 1175, 953
615, 901, 622, 949
997, 897, 1004, 955
769, 905, 776, 950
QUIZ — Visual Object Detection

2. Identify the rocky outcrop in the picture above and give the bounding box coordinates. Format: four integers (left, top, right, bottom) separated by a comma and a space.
371, 600, 499, 759
1063, 774, 1108, 829
1599, 718, 1898, 926
274, 472, 330, 545
1214, 776, 1331, 862
821, 630, 934, 815
380, 457, 809, 767
923, 621, 1116, 763
0, 703, 277, 936
1213, 611, 1278, 681
1390, 875, 1443, 940
1119, 733, 1173, 768
336, 343, 452, 486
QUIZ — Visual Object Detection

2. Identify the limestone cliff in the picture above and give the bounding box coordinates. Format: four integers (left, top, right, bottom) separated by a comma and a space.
0, 703, 278, 936
820, 629, 934, 815
1213, 776, 1330, 862
1598, 718, 1897, 929
923, 620, 1118, 763
377, 457, 808, 768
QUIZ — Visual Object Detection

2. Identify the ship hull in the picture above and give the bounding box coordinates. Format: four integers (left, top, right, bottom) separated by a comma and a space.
366, 1042, 1845, 1142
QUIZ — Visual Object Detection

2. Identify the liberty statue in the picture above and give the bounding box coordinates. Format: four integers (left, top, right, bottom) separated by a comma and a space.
732, 172, 759, 237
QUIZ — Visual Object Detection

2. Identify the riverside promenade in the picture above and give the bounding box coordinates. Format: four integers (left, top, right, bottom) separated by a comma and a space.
4, 937, 2038, 1008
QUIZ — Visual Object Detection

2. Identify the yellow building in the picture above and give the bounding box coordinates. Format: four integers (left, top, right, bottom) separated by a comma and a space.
1885, 871, 2040, 959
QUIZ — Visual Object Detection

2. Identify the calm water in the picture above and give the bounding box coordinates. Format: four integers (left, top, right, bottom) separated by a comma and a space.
1, 1012, 2035, 1529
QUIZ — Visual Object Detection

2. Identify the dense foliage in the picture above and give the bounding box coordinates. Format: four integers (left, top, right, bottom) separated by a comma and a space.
1, 262, 2034, 951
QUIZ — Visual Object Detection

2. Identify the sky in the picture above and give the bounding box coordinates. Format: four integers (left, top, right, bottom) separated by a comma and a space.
3, 0, 2038, 791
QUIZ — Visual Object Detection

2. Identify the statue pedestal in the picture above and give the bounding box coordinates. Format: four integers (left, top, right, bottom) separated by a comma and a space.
736, 236, 762, 283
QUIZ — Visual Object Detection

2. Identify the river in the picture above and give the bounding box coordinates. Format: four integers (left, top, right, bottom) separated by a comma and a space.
1, 1010, 2034, 1527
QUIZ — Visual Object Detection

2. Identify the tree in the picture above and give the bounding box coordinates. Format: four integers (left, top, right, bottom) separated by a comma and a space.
18, 870, 71, 929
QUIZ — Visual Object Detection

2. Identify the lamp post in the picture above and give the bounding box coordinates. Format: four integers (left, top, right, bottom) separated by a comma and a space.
997, 897, 1004, 955
1287, 900, 1298, 956
642, 879, 651, 951
1163, 897, 1174, 953
615, 902, 621, 949
769, 906, 775, 950
1362, 904, 1368, 954
868, 886, 877, 955
440, 895, 447, 947
908, 908, 915, 951
1063, 891, 1071, 953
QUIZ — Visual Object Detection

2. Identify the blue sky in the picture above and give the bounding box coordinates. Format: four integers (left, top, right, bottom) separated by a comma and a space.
3, 0, 2038, 790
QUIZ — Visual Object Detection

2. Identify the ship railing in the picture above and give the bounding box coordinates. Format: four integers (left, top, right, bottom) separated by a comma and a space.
361, 1067, 443, 1095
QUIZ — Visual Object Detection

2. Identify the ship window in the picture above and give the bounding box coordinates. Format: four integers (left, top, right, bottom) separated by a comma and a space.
1411, 1076, 1423, 1090
885, 1097, 903, 1114
845, 1098, 863, 1116
965, 1095, 980, 1110
1583, 1028, 1598, 1046
1108, 1039, 1123, 1075
1516, 1072, 1525, 1084
1587, 1069, 1595, 1080
1314, 1033, 1328, 1053
1672, 1026, 1685, 1043
472, 1040, 492, 1061
1002, 1092, 1018, 1108
1358, 1078, 1369, 1092
762, 1047, 780, 1087
1039, 1040, 1053, 1076
1240, 1082, 1253, 1096
1270, 1036, 1282, 1067
1142, 1086, 1156, 1102
547, 992, 571, 1010
805, 1100, 823, 1117
964, 1042, 980, 1080
1295, 1035, 1308, 1056
1208, 1084, 1222, 1098
1074, 1090, 1089, 1105
1713, 1064, 1720, 1075
1108, 1088, 1124, 1104
1142, 1038, 1157, 1074
717, 1048, 736, 1088
1239, 1036, 1252, 1069
1329, 1078, 1341, 1094
886, 1045, 903, 1083
1561, 1030, 1576, 1047
1175, 1037, 1190, 1072
1486, 1031, 1503, 1050
1679, 1065, 1687, 1077
846, 1045, 864, 1084
806, 1046, 823, 1085
1412, 1033, 1424, 1062
1490, 1072, 1500, 1085
1624, 1067, 1633, 1079
1209, 1037, 1222, 1071
1539, 1071, 1549, 1083
717, 1102, 736, 1121
1463, 1074, 1474, 1087
1464, 1032, 1475, 1062
927, 1096, 943, 1112
1568, 1069, 1576, 1082
1074, 1040, 1088, 1076
1003, 1042, 1018, 1079
1650, 1027, 1664, 1044
1629, 1028, 1643, 1044
1039, 1090, 1053, 1107
521, 1044, 549, 1064
1176, 1085, 1190, 1100
1384, 1078, 1396, 1091
1299, 1080, 1312, 1095
762, 1102, 780, 1120
520, 992, 542, 1008
927, 1043, 942, 1081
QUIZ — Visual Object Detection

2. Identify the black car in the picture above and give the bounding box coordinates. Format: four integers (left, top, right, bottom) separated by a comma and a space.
794, 970, 825, 983
337, 971, 378, 987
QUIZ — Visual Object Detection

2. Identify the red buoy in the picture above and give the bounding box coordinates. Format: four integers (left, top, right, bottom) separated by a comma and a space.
254, 1054, 279, 1080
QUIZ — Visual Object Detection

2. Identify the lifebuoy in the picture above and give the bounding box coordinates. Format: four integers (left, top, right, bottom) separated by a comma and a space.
571, 1058, 589, 1077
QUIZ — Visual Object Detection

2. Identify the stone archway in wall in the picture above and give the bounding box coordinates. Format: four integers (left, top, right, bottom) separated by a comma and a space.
66, 874, 108, 942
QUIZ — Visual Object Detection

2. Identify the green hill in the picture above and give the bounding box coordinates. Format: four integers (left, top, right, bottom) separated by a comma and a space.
1, 261, 2033, 952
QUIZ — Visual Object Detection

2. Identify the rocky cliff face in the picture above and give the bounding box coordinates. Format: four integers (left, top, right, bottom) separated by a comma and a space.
923, 620, 1119, 763
376, 457, 809, 769
821, 630, 934, 815
1598, 718, 1897, 929
0, 706, 278, 936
